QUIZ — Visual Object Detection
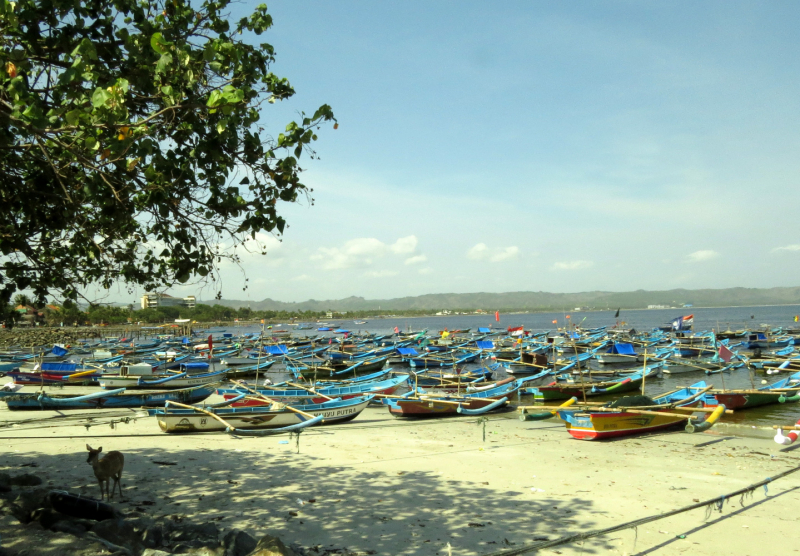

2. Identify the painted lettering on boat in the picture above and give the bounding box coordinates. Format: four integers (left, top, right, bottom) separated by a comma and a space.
321, 407, 358, 418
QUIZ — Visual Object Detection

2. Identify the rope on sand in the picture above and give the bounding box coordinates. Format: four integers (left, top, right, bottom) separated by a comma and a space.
482, 463, 800, 556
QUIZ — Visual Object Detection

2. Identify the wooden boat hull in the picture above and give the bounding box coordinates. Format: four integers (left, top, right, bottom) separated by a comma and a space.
98, 371, 226, 389
387, 397, 501, 417
151, 396, 372, 432
557, 409, 688, 440
220, 375, 410, 406
711, 392, 782, 409
0, 385, 215, 410
532, 379, 640, 400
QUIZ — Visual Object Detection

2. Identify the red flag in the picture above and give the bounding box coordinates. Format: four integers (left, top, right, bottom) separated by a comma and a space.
719, 344, 733, 363
207, 334, 213, 360
551, 320, 557, 324
495, 311, 500, 322
394, 326, 400, 334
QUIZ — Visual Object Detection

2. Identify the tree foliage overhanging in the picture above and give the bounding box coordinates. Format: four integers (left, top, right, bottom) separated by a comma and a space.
0, 0, 334, 307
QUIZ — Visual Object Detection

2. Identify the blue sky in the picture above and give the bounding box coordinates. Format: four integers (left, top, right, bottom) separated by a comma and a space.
140, 1, 800, 303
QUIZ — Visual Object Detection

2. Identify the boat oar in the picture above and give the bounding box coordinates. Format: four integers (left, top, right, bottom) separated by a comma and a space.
518, 397, 578, 421
66, 369, 100, 381
230, 380, 320, 420
285, 382, 335, 401
165, 400, 239, 431
590, 406, 716, 420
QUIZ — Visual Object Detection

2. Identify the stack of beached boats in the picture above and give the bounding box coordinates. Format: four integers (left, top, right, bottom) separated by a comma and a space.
1, 319, 799, 441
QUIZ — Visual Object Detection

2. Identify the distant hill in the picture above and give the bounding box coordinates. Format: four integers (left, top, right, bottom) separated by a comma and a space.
199, 287, 800, 312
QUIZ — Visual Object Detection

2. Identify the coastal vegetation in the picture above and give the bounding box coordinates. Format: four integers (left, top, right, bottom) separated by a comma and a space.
0, 0, 334, 315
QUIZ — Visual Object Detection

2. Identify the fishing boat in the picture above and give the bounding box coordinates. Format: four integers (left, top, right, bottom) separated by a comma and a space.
149, 395, 374, 433
98, 367, 228, 389
595, 343, 640, 364
554, 381, 727, 440
219, 374, 410, 406
709, 370, 800, 409
0, 384, 216, 410
528, 365, 661, 401
384, 380, 520, 418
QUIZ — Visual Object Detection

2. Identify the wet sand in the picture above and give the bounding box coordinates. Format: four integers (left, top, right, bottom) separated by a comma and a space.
1, 402, 799, 556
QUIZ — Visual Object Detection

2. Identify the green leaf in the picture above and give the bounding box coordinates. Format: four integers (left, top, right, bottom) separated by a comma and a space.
65, 109, 82, 126
85, 137, 98, 150
155, 52, 173, 74
150, 32, 173, 55
216, 120, 227, 134
91, 87, 111, 107
206, 90, 222, 107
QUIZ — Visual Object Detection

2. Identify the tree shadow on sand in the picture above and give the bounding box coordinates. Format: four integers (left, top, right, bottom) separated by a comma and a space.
0, 442, 614, 556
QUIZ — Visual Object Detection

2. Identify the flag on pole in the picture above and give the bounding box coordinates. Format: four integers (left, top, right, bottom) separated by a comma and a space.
507, 326, 524, 337
552, 319, 557, 324
207, 334, 213, 360
495, 311, 500, 322
614, 308, 620, 318
795, 316, 799, 323
394, 326, 400, 334
719, 344, 733, 363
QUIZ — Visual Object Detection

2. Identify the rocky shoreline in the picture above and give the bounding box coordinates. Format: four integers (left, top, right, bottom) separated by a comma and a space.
0, 471, 368, 556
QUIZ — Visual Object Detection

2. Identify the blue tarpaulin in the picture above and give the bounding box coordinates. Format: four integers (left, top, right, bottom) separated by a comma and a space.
607, 343, 636, 355
476, 341, 495, 350
51, 346, 68, 357
223, 333, 233, 338
41, 362, 77, 372
266, 345, 289, 355
478, 327, 491, 333
397, 348, 418, 356
181, 362, 210, 369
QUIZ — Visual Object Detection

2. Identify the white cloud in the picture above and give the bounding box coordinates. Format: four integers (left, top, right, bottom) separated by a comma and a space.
490, 246, 519, 262
773, 245, 800, 252
364, 270, 398, 278
292, 274, 312, 281
342, 237, 386, 256
390, 235, 418, 254
551, 260, 593, 271
418, 268, 433, 275
468, 243, 518, 262
467, 243, 489, 260
404, 254, 427, 265
686, 250, 720, 262
310, 236, 423, 270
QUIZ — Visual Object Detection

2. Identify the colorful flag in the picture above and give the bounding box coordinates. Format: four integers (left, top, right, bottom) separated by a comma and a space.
394, 326, 400, 334
552, 319, 557, 324
671, 315, 694, 331
795, 316, 799, 323
207, 334, 213, 360
719, 344, 733, 363
508, 325, 524, 337
495, 311, 500, 322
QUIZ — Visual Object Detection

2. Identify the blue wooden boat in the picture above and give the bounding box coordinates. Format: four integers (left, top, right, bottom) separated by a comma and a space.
218, 374, 410, 405
149, 395, 374, 433
0, 384, 216, 410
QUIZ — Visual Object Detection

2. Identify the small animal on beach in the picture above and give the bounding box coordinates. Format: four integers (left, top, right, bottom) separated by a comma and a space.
86, 444, 125, 501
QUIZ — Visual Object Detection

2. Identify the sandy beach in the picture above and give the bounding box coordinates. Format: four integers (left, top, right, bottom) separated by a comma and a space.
1, 400, 799, 556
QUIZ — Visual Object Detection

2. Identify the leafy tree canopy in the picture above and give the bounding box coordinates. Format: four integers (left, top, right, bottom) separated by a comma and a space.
0, 0, 334, 306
